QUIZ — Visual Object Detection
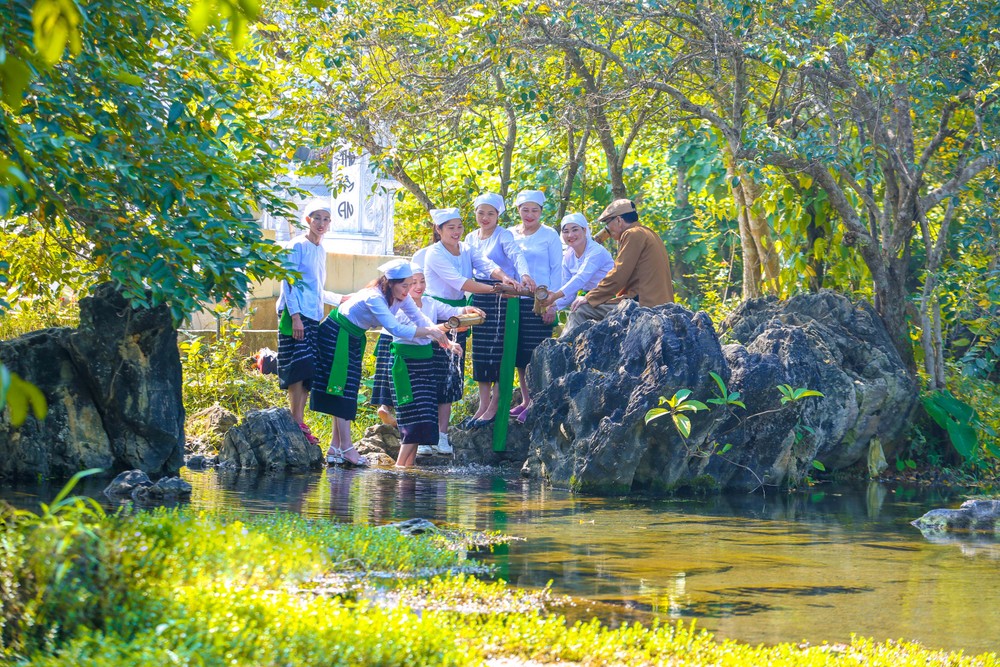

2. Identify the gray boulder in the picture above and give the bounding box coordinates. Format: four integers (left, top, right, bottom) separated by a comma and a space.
520, 292, 917, 494
912, 499, 1000, 535
0, 283, 184, 481
217, 408, 323, 470
131, 476, 192, 503
104, 469, 153, 497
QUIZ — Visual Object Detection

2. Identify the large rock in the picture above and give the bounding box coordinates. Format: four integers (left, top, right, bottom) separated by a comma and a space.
218, 408, 324, 470
521, 292, 917, 494
912, 499, 1000, 535
0, 283, 184, 480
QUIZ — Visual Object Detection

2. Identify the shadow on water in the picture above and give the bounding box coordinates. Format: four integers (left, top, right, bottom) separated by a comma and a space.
2, 466, 999, 654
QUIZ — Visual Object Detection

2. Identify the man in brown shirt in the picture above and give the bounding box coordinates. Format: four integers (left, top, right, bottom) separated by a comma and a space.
563, 198, 674, 334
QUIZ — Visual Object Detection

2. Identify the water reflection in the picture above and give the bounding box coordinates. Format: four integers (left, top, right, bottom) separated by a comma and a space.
2, 468, 997, 654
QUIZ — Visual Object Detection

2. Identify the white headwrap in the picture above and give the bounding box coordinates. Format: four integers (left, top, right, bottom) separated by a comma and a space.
560, 212, 590, 237
429, 207, 461, 226
301, 197, 331, 223
378, 258, 413, 280
514, 190, 546, 209
409, 261, 424, 275
473, 192, 506, 217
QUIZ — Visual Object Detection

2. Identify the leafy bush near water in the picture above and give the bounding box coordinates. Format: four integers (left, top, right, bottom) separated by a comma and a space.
3, 478, 999, 666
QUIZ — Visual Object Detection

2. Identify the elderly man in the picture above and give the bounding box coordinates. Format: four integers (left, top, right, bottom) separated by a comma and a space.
563, 198, 674, 334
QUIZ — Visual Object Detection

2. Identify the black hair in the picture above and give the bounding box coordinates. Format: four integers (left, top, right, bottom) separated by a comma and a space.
366, 275, 407, 305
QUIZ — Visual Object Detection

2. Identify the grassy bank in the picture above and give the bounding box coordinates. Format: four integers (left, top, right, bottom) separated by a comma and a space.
2, 480, 996, 666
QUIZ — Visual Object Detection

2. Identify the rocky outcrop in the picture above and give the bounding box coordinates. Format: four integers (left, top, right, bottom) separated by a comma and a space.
0, 283, 184, 481
186, 404, 238, 454
103, 469, 192, 504
452, 410, 542, 468
912, 499, 1000, 536
217, 408, 323, 470
521, 292, 917, 494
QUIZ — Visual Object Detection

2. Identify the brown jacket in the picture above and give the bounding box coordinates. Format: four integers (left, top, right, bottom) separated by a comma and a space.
585, 224, 674, 307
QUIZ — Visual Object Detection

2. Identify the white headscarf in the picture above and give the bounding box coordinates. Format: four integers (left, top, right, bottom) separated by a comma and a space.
429, 207, 461, 226
473, 192, 506, 217
560, 212, 590, 238
514, 190, 546, 209
301, 197, 331, 224
409, 261, 424, 275
378, 258, 413, 280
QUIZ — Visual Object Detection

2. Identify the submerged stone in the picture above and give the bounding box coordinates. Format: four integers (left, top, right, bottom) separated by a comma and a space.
912, 499, 1000, 535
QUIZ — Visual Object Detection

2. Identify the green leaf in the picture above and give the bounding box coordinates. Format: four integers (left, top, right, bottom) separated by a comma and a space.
0, 55, 34, 110
673, 413, 692, 438
644, 406, 670, 425
811, 459, 826, 472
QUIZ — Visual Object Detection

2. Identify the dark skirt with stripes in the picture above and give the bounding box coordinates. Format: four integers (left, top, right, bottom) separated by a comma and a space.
277, 314, 319, 390
471, 281, 506, 382
309, 316, 363, 421
433, 328, 468, 404
369, 333, 395, 407
392, 353, 438, 445
516, 297, 555, 368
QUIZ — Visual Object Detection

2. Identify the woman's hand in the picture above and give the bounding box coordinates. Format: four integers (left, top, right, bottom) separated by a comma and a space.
441, 339, 464, 357
542, 290, 564, 308
542, 305, 557, 325
521, 275, 536, 291
570, 295, 588, 312
291, 313, 304, 340
464, 306, 486, 318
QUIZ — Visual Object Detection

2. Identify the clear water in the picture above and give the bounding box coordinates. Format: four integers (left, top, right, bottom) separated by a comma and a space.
3, 467, 998, 655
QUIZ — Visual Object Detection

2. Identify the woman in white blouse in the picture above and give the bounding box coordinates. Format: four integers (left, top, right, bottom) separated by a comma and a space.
310, 260, 454, 466
510, 190, 562, 421
423, 207, 519, 453
544, 212, 616, 313
392, 260, 484, 464
464, 192, 533, 428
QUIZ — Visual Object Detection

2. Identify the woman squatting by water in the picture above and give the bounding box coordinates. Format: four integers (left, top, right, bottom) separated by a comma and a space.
309, 259, 456, 466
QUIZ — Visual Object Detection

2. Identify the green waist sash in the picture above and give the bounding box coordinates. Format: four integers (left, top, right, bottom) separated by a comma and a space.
326, 309, 367, 396
493, 293, 520, 452
428, 294, 468, 308
390, 342, 434, 406
279, 309, 293, 336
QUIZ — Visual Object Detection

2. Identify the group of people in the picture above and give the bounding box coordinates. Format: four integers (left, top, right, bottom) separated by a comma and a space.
276, 190, 675, 468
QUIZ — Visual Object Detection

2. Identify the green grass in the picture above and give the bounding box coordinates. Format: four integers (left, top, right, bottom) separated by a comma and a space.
3, 480, 998, 667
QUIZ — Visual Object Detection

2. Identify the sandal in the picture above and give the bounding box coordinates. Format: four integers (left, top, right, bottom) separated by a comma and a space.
326, 446, 370, 467
516, 409, 529, 424
509, 405, 526, 418
299, 422, 319, 445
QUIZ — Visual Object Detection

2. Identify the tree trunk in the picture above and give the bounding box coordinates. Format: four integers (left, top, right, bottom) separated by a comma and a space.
727, 154, 780, 298
557, 125, 590, 220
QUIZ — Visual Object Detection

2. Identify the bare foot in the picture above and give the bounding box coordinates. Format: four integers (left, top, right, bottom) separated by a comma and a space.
377, 405, 397, 426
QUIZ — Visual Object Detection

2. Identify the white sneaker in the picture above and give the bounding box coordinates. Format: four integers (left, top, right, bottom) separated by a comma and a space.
436, 440, 453, 455
417, 445, 437, 456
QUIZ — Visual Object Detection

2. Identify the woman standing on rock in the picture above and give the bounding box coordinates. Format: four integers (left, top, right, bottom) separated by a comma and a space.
464, 192, 533, 429
310, 259, 453, 466
544, 213, 615, 314
423, 207, 520, 455
510, 190, 562, 422
275, 199, 347, 446
392, 260, 482, 466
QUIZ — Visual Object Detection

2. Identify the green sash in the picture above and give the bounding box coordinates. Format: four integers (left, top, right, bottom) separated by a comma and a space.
492, 294, 520, 452
279, 309, 293, 336
326, 309, 367, 396
428, 294, 469, 308
390, 342, 434, 406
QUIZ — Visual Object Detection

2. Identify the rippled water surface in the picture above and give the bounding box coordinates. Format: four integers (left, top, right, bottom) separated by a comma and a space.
3, 467, 999, 654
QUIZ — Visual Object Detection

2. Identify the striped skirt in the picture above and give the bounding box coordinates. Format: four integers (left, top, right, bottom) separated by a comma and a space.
516, 297, 555, 368
392, 354, 438, 445
433, 328, 468, 404
277, 314, 318, 390
309, 315, 363, 421
470, 282, 506, 382
369, 333, 395, 407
